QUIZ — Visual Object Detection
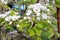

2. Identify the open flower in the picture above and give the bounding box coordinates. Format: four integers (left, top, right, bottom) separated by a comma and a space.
33, 7, 40, 13
0, 11, 12, 18
42, 13, 48, 19
11, 16, 20, 21
36, 17, 40, 21
5, 16, 20, 21
26, 10, 32, 16
5, 16, 12, 21
36, 12, 40, 16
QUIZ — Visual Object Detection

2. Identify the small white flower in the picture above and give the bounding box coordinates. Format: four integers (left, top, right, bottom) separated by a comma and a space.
17, 24, 20, 27
27, 17, 31, 19
5, 16, 11, 21
0, 14, 5, 18
42, 13, 48, 19
9, 21, 12, 25
36, 17, 40, 21
28, 5, 34, 9
36, 12, 40, 16
33, 6, 40, 13
12, 16, 20, 21
47, 9, 50, 12
26, 10, 32, 16
1, 0, 4, 3
24, 0, 26, 1
4, 1, 8, 4
23, 17, 27, 20
14, 12, 19, 15
40, 6, 47, 11
47, 20, 51, 23
47, 0, 49, 2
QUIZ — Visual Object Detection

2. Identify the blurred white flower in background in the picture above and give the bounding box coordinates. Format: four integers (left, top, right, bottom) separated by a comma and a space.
28, 5, 34, 9
36, 17, 40, 21
26, 10, 32, 16
0, 11, 12, 18
9, 21, 12, 25
42, 13, 48, 19
40, 5, 47, 11
47, 20, 51, 24
33, 6, 40, 13
27, 16, 31, 19
1, 0, 8, 4
17, 24, 20, 27
5, 16, 20, 21
1, 0, 4, 3
5, 16, 12, 21
11, 16, 20, 21
36, 12, 40, 16
24, 0, 26, 1
4, 1, 8, 4
23, 17, 28, 20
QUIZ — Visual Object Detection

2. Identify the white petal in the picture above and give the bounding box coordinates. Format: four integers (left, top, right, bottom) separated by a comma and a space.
24, 17, 27, 20
42, 13, 48, 19
36, 12, 40, 16
17, 24, 20, 27
36, 17, 40, 21
9, 21, 12, 25
26, 10, 32, 16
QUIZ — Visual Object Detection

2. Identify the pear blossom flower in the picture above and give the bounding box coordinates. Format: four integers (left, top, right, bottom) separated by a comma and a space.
0, 11, 12, 18
17, 24, 20, 27
27, 17, 31, 19
23, 17, 28, 20
11, 16, 20, 21
5, 16, 12, 21
28, 5, 34, 9
4, 1, 8, 4
9, 21, 12, 25
26, 10, 32, 16
36, 12, 40, 16
40, 5, 47, 11
33, 7, 40, 13
47, 20, 51, 23
1, 0, 4, 3
42, 13, 48, 19
5, 16, 20, 21
36, 17, 40, 21
24, 0, 26, 1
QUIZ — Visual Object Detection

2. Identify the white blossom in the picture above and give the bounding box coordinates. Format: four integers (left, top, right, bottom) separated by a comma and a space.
0, 11, 12, 18
17, 24, 20, 27
36, 17, 40, 21
28, 5, 34, 9
9, 21, 12, 25
1, 0, 4, 3
5, 16, 12, 21
26, 10, 32, 16
27, 17, 31, 19
4, 1, 8, 4
36, 12, 40, 16
23, 17, 28, 20
5, 16, 20, 21
24, 0, 26, 1
40, 6, 47, 11
11, 16, 20, 21
47, 20, 51, 23
33, 7, 40, 13
42, 13, 48, 19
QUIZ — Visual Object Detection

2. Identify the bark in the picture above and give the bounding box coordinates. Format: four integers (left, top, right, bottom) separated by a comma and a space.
57, 7, 60, 40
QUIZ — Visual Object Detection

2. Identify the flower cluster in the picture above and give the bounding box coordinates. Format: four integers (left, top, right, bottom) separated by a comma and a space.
26, 3, 50, 20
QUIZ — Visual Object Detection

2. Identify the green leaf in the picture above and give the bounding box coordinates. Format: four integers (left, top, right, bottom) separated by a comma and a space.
55, 0, 60, 8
